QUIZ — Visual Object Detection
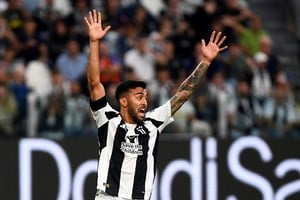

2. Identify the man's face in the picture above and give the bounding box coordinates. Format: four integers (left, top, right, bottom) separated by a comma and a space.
126, 87, 148, 123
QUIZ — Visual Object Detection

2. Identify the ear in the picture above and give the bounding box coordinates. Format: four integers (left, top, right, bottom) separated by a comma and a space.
119, 97, 127, 107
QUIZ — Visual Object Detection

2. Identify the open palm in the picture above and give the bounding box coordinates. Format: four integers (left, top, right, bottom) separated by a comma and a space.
201, 31, 227, 64
84, 10, 111, 41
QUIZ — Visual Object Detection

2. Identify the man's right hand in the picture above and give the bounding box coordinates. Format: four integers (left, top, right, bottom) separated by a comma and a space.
84, 9, 111, 42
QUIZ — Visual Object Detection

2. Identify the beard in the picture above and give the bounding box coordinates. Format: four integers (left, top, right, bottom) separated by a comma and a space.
128, 103, 144, 124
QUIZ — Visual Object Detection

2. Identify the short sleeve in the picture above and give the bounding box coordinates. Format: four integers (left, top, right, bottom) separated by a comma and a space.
90, 96, 118, 127
145, 100, 174, 133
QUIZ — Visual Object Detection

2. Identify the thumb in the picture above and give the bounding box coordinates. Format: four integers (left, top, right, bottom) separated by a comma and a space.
201, 39, 206, 48
103, 25, 111, 33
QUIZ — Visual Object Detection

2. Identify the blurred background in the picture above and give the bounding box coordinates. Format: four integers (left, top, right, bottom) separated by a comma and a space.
0, 0, 299, 139
0, 0, 300, 199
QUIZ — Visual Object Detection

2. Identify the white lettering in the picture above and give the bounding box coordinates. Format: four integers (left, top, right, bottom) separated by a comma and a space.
274, 159, 300, 200
120, 142, 143, 155
73, 160, 98, 200
228, 136, 274, 200
160, 137, 202, 200
206, 138, 217, 200
19, 139, 71, 200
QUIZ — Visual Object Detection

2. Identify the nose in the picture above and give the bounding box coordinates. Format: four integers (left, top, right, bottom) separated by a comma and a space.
142, 97, 148, 107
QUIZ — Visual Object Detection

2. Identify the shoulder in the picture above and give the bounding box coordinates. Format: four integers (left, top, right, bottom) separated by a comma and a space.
90, 96, 107, 111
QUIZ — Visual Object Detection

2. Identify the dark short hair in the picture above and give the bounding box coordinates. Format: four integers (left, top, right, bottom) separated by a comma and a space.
115, 80, 147, 101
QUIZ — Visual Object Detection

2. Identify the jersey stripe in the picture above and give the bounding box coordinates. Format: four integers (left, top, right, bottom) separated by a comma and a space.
105, 121, 126, 196
152, 130, 160, 175
132, 133, 150, 199
98, 122, 108, 152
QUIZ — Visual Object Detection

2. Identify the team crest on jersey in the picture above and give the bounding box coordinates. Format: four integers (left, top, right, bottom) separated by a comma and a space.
125, 135, 138, 143
135, 125, 149, 135
121, 135, 143, 155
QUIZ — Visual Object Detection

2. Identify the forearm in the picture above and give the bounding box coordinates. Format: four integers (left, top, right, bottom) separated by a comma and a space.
87, 40, 105, 100
87, 40, 100, 85
170, 61, 210, 115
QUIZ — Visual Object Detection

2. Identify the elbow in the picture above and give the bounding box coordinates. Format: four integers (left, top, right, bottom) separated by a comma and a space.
88, 78, 100, 89
177, 90, 191, 102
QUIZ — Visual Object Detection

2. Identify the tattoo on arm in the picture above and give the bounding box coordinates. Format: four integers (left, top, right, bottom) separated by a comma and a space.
170, 61, 209, 115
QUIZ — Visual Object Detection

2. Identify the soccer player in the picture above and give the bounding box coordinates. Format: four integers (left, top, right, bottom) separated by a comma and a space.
84, 9, 227, 200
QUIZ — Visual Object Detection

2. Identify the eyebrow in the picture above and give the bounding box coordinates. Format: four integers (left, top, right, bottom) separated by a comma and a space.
134, 92, 147, 95
133, 91, 148, 96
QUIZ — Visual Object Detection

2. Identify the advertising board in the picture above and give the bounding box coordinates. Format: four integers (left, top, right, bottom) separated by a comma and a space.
0, 136, 299, 200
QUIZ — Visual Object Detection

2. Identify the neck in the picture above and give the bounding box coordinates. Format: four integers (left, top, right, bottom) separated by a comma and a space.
120, 110, 135, 124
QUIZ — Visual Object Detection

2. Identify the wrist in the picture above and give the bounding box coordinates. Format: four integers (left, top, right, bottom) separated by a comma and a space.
89, 39, 99, 43
199, 60, 210, 66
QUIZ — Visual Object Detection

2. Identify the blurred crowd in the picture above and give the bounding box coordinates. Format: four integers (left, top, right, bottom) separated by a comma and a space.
0, 0, 299, 139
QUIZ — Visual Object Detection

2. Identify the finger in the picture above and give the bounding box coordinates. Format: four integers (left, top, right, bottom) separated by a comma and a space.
93, 9, 97, 22
88, 11, 94, 23
209, 31, 216, 43
103, 25, 111, 33
214, 32, 222, 43
219, 45, 228, 52
84, 17, 90, 27
201, 39, 206, 48
217, 36, 226, 46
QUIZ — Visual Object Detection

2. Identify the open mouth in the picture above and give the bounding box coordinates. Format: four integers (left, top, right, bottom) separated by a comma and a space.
138, 108, 146, 117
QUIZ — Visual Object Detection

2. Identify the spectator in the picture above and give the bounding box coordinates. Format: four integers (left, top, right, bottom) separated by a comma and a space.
0, 82, 17, 137
189, 0, 220, 41
227, 78, 262, 138
263, 76, 299, 138
151, 38, 182, 80
123, 34, 155, 82
17, 18, 42, 64
114, 21, 138, 57
193, 85, 215, 137
0, 15, 20, 58
208, 71, 235, 138
38, 69, 66, 139
148, 65, 175, 108
161, 0, 187, 26
122, 66, 139, 81
218, 0, 252, 25
102, 0, 129, 30
0, 46, 17, 75
55, 37, 88, 81
32, 0, 63, 40
66, 0, 89, 37
2, 0, 31, 38
64, 80, 96, 137
171, 18, 196, 68
171, 82, 212, 136
38, 0, 72, 17
222, 40, 252, 86
9, 62, 31, 137
25, 42, 53, 137
259, 35, 281, 83
222, 14, 269, 56
250, 51, 272, 108
98, 40, 121, 88
48, 19, 70, 62
130, 5, 157, 35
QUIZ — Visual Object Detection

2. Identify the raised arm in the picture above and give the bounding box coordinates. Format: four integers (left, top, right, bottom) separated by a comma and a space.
170, 31, 227, 115
84, 10, 111, 101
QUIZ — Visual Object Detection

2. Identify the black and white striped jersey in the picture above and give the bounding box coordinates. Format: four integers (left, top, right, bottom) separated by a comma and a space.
90, 96, 173, 200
